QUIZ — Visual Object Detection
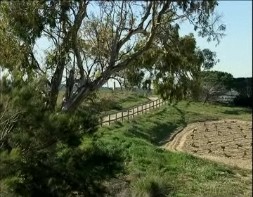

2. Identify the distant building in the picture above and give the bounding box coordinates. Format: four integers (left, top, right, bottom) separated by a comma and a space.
217, 89, 239, 103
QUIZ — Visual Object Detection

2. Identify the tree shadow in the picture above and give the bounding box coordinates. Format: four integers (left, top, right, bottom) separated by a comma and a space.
172, 105, 187, 127
11, 144, 125, 197
73, 145, 125, 196
125, 121, 180, 146
222, 108, 252, 115
222, 110, 239, 115
125, 105, 188, 146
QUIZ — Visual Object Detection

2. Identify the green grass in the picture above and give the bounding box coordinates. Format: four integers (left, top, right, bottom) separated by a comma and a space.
96, 89, 154, 114
56, 89, 154, 113
91, 101, 252, 196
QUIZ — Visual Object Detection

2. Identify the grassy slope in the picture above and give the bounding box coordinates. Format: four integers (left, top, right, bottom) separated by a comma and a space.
93, 101, 252, 196
96, 89, 153, 114
57, 89, 153, 113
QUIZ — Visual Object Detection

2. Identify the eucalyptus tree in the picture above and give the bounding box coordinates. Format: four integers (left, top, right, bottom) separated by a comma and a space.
0, 0, 225, 112
125, 28, 220, 102
0, 1, 228, 195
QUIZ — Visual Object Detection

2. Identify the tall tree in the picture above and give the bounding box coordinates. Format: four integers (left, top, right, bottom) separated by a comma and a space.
0, 0, 225, 112
0, 1, 227, 195
129, 29, 219, 102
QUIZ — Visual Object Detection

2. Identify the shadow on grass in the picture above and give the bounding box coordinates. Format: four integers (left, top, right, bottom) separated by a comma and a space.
125, 105, 188, 146
222, 110, 240, 115
222, 108, 252, 115
172, 106, 187, 126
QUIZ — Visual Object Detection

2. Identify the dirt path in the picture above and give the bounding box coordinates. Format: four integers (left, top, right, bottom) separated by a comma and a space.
164, 119, 252, 170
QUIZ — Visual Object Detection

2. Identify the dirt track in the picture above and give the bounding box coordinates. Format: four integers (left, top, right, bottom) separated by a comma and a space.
164, 119, 252, 170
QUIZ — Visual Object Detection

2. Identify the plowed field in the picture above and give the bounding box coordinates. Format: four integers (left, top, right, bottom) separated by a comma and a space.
165, 119, 252, 170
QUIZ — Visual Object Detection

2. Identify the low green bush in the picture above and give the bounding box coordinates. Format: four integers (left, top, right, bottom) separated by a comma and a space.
0, 83, 123, 196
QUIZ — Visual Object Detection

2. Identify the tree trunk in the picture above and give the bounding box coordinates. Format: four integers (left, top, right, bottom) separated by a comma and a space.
203, 93, 209, 104
48, 57, 66, 110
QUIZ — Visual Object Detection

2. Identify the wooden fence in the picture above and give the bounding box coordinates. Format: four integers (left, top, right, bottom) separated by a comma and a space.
100, 98, 168, 126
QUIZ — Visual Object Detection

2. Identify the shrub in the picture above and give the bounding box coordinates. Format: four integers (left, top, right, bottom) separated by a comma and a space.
0, 83, 123, 196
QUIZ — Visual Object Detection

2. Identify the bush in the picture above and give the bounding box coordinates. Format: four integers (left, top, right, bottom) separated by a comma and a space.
0, 83, 123, 196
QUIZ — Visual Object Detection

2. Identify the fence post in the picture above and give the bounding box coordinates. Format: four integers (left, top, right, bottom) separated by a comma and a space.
116, 112, 117, 122
141, 104, 143, 114
128, 109, 129, 121
121, 111, 123, 122
108, 114, 111, 126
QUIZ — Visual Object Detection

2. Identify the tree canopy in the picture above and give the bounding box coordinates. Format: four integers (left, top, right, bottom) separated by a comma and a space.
198, 70, 234, 103
0, 0, 225, 112
0, 1, 228, 195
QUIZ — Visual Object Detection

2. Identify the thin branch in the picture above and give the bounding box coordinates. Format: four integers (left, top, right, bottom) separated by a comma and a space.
117, 2, 153, 50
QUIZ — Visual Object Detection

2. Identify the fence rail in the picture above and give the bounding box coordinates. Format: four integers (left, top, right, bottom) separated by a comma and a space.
100, 98, 168, 126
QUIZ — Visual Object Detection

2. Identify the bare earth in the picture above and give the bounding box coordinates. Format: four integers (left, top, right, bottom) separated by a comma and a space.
164, 119, 252, 170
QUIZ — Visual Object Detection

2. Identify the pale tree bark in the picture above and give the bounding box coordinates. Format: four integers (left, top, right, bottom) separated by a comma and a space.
0, 1, 225, 112
61, 1, 173, 111
47, 1, 88, 110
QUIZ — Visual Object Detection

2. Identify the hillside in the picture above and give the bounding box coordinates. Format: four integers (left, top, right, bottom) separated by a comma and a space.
93, 101, 252, 196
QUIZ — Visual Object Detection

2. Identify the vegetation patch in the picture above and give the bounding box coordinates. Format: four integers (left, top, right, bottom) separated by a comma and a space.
95, 102, 252, 196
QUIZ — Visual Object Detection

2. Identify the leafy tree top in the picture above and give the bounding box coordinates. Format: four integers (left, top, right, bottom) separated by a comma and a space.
0, 0, 225, 111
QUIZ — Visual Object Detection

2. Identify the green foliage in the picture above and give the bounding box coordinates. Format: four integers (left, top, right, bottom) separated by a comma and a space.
199, 70, 234, 103
96, 101, 251, 196
127, 28, 220, 104
201, 70, 233, 89
151, 33, 204, 102
0, 81, 123, 196
0, 1, 230, 195
0, 1, 225, 111
125, 68, 145, 89
131, 176, 174, 197
95, 90, 151, 114
200, 48, 219, 70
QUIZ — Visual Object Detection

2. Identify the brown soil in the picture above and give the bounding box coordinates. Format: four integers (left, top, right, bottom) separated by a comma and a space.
164, 119, 252, 170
